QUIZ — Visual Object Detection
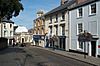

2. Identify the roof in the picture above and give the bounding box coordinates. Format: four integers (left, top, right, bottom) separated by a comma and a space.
44, 0, 98, 16
68, 0, 98, 10
2, 18, 14, 24
15, 26, 28, 33
44, 0, 76, 16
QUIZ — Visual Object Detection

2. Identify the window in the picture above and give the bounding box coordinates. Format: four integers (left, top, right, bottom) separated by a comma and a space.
50, 27, 52, 34
62, 26, 65, 35
77, 8, 83, 18
77, 23, 83, 34
50, 16, 52, 24
89, 21, 97, 35
10, 24, 12, 28
55, 26, 58, 35
79, 42, 83, 49
56, 14, 58, 22
10, 31, 12, 36
78, 42, 83, 49
4, 31, 6, 37
3, 23, 6, 28
89, 3, 96, 15
61, 12, 65, 21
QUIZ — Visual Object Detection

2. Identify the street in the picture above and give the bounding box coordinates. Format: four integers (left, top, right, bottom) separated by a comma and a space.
0, 46, 96, 66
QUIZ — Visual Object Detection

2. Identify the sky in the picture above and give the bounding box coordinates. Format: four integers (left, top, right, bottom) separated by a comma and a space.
12, 0, 60, 29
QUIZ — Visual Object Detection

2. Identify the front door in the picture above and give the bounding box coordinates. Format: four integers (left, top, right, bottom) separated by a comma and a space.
91, 41, 96, 57
22, 38, 24, 43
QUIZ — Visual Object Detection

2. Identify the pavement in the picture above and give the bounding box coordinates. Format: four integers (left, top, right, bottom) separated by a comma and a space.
32, 46, 100, 66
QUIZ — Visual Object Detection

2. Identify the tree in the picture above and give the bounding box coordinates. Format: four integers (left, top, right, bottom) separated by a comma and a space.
0, 0, 24, 37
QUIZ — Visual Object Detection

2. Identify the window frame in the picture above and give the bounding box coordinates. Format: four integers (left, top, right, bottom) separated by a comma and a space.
89, 3, 96, 15
56, 14, 58, 22
62, 25, 65, 36
3, 23, 6, 29
77, 41, 84, 50
77, 7, 83, 18
10, 24, 12, 28
61, 12, 65, 21
50, 16, 52, 24
55, 26, 58, 35
77, 23, 84, 35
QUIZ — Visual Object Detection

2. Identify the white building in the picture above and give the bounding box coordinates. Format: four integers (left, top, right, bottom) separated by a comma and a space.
44, 0, 75, 50
69, 0, 100, 57
14, 25, 33, 46
0, 18, 14, 46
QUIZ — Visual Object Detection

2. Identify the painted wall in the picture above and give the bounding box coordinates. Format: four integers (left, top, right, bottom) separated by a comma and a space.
45, 10, 69, 50
69, 1, 100, 56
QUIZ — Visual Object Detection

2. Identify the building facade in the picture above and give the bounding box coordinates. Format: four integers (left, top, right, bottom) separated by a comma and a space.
0, 18, 14, 46
44, 0, 75, 50
33, 11, 46, 47
14, 25, 33, 46
69, 0, 100, 57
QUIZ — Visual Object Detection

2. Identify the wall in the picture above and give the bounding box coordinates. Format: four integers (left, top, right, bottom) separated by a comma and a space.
69, 1, 100, 56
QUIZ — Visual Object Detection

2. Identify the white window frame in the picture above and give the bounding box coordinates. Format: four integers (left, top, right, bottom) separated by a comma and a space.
77, 41, 84, 50
76, 23, 84, 35
61, 12, 65, 21
89, 3, 96, 15
77, 7, 83, 18
3, 23, 6, 29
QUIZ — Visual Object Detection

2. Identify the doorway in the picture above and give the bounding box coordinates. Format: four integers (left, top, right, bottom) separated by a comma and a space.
59, 37, 66, 50
22, 38, 24, 43
91, 41, 96, 57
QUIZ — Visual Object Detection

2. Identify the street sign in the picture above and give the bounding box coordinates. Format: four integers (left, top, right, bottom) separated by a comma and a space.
33, 35, 45, 41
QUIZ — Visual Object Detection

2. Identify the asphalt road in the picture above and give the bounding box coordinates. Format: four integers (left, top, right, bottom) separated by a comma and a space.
25, 47, 95, 66
0, 47, 96, 66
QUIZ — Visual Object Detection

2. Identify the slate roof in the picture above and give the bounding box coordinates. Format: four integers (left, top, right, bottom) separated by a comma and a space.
44, 0, 76, 16
44, 0, 98, 16
68, 0, 98, 10
2, 18, 14, 24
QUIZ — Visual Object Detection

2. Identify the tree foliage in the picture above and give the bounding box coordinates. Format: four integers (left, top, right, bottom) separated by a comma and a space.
0, 0, 24, 20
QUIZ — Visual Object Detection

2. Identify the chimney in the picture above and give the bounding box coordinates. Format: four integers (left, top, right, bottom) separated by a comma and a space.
61, 0, 69, 5
61, 0, 65, 5
76, 0, 87, 4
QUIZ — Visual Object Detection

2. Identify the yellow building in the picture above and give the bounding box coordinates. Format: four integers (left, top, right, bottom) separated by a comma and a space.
33, 10, 47, 47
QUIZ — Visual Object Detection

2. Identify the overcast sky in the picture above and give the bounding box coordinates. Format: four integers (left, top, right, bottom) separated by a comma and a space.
12, 0, 60, 29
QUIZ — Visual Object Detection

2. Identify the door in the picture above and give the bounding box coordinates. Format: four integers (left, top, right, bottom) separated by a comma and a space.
22, 38, 24, 43
91, 41, 96, 57
62, 38, 65, 50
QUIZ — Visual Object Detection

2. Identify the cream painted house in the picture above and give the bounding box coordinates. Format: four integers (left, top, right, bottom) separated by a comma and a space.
0, 18, 14, 46
44, 0, 75, 50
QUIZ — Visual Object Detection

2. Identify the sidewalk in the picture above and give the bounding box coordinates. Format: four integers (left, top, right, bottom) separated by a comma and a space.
35, 47, 100, 66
